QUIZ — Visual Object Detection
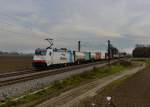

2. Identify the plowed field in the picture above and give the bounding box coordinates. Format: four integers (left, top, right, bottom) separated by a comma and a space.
0, 56, 32, 73
80, 66, 150, 107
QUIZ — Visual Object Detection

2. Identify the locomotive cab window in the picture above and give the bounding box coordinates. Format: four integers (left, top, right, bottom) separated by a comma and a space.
35, 49, 47, 56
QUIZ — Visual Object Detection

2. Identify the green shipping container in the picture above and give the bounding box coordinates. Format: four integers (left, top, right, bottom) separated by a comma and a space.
84, 52, 91, 61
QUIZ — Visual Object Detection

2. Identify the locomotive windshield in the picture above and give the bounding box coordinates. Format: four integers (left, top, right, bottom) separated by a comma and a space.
35, 49, 47, 56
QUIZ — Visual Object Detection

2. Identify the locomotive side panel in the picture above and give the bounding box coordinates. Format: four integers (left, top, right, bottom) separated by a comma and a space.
52, 51, 68, 65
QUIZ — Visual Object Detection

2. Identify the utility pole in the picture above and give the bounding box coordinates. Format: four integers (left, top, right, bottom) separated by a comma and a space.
78, 41, 81, 52
108, 40, 111, 67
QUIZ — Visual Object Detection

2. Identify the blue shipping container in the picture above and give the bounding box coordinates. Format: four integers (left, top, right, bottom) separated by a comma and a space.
67, 50, 74, 63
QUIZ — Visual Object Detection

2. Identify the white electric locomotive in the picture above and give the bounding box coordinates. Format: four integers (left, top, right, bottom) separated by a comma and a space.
33, 48, 74, 68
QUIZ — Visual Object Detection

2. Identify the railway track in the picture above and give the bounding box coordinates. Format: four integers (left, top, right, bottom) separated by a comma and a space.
0, 60, 115, 87
0, 62, 102, 79
0, 69, 36, 78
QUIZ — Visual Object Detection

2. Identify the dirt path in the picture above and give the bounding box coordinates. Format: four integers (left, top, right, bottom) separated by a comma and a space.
36, 64, 145, 107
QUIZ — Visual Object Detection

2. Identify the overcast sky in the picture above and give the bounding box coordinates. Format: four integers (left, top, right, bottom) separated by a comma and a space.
0, 0, 150, 53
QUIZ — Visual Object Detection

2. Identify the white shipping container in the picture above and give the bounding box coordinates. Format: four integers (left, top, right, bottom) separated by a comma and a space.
74, 51, 85, 61
101, 52, 106, 59
91, 52, 96, 60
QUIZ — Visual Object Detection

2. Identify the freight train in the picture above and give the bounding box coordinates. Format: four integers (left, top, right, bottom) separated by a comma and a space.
32, 47, 105, 69
32, 39, 127, 69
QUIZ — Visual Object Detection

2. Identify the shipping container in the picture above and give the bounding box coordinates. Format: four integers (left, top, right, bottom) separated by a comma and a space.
74, 51, 85, 63
101, 52, 106, 59
95, 52, 101, 60
91, 52, 96, 61
66, 50, 74, 63
84, 52, 91, 61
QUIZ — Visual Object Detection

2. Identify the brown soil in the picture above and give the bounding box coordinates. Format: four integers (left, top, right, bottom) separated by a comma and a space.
0, 56, 32, 73
80, 67, 150, 107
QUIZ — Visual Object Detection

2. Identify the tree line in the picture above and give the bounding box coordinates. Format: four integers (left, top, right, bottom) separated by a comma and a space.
133, 44, 150, 58
0, 51, 32, 56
